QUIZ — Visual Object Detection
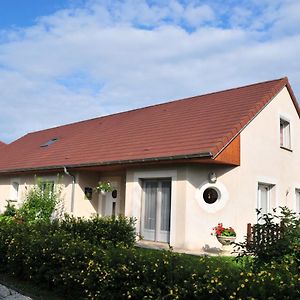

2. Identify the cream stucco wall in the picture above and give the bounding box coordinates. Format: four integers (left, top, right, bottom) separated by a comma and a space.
0, 171, 126, 219
0, 172, 72, 214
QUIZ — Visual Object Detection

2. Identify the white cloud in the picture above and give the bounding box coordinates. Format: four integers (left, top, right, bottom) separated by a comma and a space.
0, 0, 300, 143
184, 4, 215, 28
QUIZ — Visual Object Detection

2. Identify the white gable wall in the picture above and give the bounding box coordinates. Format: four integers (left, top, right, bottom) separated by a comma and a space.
182, 86, 300, 250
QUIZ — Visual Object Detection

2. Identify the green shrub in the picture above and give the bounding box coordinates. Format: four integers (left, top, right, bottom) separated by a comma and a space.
235, 206, 300, 265
60, 215, 136, 249
0, 213, 298, 299
17, 180, 62, 223
230, 256, 300, 300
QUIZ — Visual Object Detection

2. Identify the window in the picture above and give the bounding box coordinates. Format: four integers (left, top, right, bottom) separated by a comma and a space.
41, 181, 54, 196
280, 118, 291, 149
296, 189, 300, 215
203, 187, 219, 204
40, 137, 59, 147
257, 184, 272, 224
11, 181, 19, 201
84, 187, 93, 200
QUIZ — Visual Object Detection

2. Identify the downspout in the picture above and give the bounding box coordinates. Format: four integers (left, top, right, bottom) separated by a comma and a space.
64, 166, 75, 214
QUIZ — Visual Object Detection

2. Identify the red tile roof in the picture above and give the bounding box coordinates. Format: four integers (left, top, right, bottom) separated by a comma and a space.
0, 141, 6, 148
0, 77, 298, 173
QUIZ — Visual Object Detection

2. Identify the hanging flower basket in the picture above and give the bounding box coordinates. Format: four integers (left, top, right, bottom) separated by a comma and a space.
95, 181, 113, 195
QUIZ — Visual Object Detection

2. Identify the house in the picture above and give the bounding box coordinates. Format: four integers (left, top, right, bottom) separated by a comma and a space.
0, 77, 299, 251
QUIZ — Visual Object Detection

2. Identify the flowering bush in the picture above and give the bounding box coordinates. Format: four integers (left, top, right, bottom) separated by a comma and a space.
0, 217, 298, 299
212, 223, 236, 237
95, 181, 113, 193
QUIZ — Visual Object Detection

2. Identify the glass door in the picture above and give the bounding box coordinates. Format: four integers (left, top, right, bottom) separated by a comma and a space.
141, 179, 171, 243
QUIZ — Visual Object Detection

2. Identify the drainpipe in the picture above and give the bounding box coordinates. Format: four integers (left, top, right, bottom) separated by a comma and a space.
64, 166, 75, 214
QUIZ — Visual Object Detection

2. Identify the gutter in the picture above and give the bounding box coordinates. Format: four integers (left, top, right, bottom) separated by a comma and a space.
0, 151, 213, 174
63, 166, 75, 213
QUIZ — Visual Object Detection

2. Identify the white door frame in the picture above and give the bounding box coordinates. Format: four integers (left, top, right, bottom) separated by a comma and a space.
141, 179, 171, 243
129, 169, 177, 246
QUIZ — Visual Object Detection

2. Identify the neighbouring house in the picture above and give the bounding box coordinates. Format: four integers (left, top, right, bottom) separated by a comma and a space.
0, 77, 299, 251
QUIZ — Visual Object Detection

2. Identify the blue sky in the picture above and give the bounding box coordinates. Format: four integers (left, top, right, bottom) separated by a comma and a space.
0, 0, 300, 142
0, 0, 70, 28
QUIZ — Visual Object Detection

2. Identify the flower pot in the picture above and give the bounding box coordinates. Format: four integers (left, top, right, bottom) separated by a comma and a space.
217, 236, 236, 246
217, 236, 236, 255
100, 190, 107, 196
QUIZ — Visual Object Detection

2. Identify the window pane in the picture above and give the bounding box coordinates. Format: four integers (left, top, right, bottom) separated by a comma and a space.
280, 119, 291, 149
285, 123, 291, 148
258, 185, 270, 224
260, 187, 268, 216
144, 181, 157, 230
12, 182, 19, 200
160, 181, 171, 231
280, 123, 284, 146
296, 190, 300, 214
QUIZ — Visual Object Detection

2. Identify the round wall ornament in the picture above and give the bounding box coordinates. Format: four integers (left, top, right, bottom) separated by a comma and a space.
195, 181, 229, 213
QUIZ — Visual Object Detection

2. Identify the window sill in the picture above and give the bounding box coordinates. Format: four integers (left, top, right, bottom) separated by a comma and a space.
280, 146, 293, 152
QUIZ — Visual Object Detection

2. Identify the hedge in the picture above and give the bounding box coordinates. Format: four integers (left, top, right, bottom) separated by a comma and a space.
0, 216, 299, 299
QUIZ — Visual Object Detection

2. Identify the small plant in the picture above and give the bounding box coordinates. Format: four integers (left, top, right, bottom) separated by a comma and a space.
3, 200, 17, 217
212, 223, 236, 237
95, 181, 113, 193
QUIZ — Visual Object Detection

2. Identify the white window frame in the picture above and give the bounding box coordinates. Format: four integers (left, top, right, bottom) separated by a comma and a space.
10, 179, 20, 203
257, 183, 273, 224
195, 181, 229, 213
280, 117, 291, 150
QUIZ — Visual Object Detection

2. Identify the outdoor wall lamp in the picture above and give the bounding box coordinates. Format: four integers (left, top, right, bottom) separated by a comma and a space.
208, 172, 217, 183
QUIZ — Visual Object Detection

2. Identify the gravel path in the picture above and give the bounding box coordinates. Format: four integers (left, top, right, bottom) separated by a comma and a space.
0, 284, 31, 300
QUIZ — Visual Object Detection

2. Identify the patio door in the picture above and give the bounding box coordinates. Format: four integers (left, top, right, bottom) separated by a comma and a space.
141, 179, 171, 243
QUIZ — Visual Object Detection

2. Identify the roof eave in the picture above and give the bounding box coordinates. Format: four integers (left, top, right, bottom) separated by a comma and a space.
0, 151, 213, 174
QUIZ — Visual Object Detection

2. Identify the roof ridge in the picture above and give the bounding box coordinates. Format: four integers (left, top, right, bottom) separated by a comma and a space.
26, 77, 287, 137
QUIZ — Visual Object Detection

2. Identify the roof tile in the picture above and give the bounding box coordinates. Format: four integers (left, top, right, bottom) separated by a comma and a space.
0, 77, 298, 172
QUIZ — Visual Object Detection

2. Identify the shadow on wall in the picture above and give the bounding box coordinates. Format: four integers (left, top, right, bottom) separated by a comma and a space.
77, 171, 100, 214
187, 164, 236, 190
202, 244, 222, 255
